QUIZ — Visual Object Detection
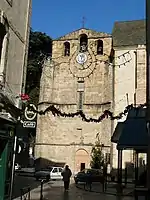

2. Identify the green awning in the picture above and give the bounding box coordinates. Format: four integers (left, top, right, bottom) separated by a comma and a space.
111, 108, 148, 151
111, 122, 124, 143
117, 118, 148, 150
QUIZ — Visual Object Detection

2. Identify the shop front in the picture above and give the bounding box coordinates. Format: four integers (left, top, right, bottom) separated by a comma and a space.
0, 116, 16, 200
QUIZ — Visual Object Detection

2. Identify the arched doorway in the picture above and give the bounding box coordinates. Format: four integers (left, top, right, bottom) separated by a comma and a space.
75, 149, 90, 173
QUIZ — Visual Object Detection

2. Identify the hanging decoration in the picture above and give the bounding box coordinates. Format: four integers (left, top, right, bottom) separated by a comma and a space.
103, 51, 130, 60
27, 103, 146, 123
42, 50, 132, 81
103, 51, 132, 68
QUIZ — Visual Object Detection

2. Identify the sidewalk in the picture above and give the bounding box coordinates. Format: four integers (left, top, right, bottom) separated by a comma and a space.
13, 180, 134, 200
77, 182, 134, 196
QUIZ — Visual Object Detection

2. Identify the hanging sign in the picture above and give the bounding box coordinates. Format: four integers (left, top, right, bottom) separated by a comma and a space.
23, 121, 36, 128
24, 104, 37, 121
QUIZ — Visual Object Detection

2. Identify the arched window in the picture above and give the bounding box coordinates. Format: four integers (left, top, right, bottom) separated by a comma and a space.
97, 40, 103, 55
64, 41, 70, 56
80, 34, 88, 52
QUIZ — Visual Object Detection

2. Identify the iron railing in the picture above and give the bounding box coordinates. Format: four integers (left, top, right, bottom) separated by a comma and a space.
20, 186, 30, 200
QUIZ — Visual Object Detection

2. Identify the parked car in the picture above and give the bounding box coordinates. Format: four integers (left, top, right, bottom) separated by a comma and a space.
35, 166, 63, 181
74, 168, 104, 184
15, 163, 21, 171
48, 166, 63, 180
34, 169, 50, 181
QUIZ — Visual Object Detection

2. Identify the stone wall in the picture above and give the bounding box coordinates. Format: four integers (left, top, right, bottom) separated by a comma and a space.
0, 0, 32, 105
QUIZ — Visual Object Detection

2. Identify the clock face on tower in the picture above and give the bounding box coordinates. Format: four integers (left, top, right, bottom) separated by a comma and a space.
76, 53, 87, 65
69, 46, 96, 78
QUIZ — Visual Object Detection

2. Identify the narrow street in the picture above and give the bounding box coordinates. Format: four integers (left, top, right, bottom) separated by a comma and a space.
43, 182, 134, 200
13, 178, 134, 200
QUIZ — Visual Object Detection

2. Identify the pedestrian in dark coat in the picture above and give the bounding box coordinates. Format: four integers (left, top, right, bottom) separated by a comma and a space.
61, 165, 72, 191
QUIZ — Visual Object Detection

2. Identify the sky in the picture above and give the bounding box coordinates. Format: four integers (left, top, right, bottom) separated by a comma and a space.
32, 0, 145, 39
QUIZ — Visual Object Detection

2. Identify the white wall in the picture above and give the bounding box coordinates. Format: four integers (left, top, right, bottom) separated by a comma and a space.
112, 46, 146, 169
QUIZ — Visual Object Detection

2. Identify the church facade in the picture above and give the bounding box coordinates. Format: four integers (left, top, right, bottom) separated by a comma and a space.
35, 28, 113, 173
35, 20, 146, 173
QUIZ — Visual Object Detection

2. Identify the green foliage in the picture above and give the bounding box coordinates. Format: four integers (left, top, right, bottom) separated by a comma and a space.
90, 135, 104, 169
25, 29, 52, 105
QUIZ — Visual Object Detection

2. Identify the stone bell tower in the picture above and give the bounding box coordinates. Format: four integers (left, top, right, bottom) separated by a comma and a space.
35, 28, 113, 172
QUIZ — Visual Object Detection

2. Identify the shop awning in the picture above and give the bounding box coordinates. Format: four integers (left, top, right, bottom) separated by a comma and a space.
111, 122, 124, 143
117, 118, 148, 150
111, 108, 148, 151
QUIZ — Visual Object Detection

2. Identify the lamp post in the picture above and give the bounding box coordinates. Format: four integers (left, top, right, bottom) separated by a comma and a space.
146, 0, 150, 193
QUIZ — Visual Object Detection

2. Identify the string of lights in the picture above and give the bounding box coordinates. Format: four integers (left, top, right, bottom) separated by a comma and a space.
42, 50, 132, 78
104, 58, 132, 68
103, 51, 130, 60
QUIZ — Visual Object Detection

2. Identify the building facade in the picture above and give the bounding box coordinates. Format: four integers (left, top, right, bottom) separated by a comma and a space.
35, 29, 113, 173
0, 1, 32, 199
0, 0, 32, 112
112, 20, 146, 169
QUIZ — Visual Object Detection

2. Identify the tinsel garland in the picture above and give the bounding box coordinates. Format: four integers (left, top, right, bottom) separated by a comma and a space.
27, 103, 146, 123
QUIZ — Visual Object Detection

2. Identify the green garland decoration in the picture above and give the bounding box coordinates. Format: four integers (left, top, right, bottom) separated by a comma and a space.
27, 103, 146, 123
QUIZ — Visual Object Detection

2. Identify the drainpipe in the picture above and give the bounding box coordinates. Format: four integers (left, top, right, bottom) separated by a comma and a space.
132, 50, 137, 167
110, 48, 115, 170
134, 50, 137, 106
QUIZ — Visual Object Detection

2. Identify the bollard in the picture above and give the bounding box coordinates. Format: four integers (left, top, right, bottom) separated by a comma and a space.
102, 164, 108, 192
20, 188, 23, 200
40, 180, 44, 200
102, 178, 106, 192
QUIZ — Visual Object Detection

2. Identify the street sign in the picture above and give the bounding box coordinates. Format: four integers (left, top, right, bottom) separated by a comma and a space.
24, 104, 37, 120
23, 121, 36, 128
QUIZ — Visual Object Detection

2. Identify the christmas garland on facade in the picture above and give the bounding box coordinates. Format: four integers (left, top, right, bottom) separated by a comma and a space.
27, 103, 146, 123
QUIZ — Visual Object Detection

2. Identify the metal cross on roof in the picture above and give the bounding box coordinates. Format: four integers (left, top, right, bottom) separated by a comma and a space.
82, 17, 86, 28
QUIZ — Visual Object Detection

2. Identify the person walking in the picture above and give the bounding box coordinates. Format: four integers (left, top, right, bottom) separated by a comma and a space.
61, 165, 72, 191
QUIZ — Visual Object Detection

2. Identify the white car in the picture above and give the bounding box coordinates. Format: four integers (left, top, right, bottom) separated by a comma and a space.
49, 167, 63, 180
